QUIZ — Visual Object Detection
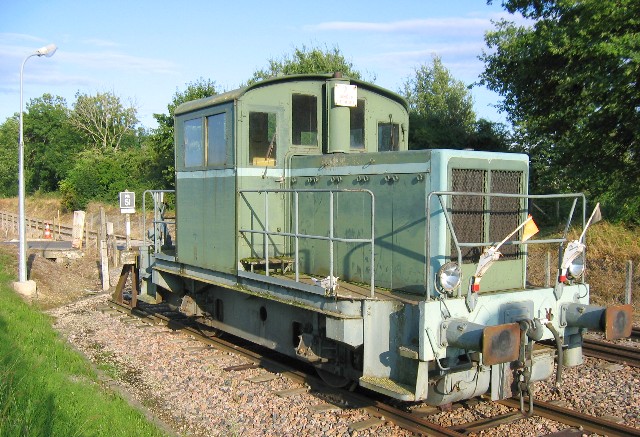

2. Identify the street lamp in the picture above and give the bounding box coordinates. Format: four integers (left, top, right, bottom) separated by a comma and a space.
16, 43, 57, 287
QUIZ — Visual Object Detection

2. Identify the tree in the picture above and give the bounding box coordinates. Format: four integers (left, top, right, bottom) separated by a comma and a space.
467, 119, 514, 153
0, 116, 19, 196
248, 45, 364, 85
60, 148, 148, 211
402, 56, 477, 149
23, 94, 84, 193
481, 0, 640, 224
145, 78, 218, 189
70, 91, 139, 151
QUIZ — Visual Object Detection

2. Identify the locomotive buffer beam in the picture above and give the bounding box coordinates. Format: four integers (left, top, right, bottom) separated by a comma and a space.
560, 303, 632, 340
441, 320, 521, 366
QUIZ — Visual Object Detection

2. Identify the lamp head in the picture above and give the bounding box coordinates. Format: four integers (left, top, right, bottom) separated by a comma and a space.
35, 44, 57, 57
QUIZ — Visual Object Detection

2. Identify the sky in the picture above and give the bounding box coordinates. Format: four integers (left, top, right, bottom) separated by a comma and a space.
0, 0, 524, 129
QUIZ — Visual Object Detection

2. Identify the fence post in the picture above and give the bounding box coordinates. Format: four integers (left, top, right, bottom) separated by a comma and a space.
545, 251, 551, 288
625, 260, 633, 305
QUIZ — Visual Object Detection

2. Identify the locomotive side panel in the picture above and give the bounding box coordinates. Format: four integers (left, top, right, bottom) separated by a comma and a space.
291, 151, 429, 294
174, 103, 236, 273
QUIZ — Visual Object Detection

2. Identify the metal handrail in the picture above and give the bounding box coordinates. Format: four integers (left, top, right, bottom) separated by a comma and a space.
142, 190, 176, 253
425, 191, 586, 300
239, 188, 376, 297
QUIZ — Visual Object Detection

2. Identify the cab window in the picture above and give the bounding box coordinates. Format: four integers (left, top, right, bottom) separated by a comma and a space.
249, 111, 277, 166
378, 122, 399, 152
350, 99, 365, 150
184, 118, 204, 167
207, 113, 227, 167
292, 94, 317, 146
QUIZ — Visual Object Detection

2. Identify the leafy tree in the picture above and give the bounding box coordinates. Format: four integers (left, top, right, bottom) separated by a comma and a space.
0, 117, 19, 196
481, 0, 640, 224
70, 91, 139, 151
248, 45, 364, 85
145, 78, 218, 189
23, 94, 84, 193
402, 56, 477, 149
467, 119, 514, 153
60, 149, 148, 211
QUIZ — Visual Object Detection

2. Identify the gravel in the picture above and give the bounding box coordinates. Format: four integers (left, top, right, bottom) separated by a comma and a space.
48, 294, 412, 437
48, 294, 639, 436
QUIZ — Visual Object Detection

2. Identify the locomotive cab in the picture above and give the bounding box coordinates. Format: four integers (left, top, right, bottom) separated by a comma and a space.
140, 73, 631, 409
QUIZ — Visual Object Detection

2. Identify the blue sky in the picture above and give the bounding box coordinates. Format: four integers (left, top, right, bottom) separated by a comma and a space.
0, 0, 523, 129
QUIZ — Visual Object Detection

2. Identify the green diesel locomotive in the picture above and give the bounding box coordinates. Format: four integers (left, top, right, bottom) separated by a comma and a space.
138, 73, 631, 408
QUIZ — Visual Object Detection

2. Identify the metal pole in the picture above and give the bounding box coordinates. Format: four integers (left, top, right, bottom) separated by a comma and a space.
125, 213, 131, 250
545, 251, 551, 288
17, 54, 36, 283
16, 44, 56, 283
329, 191, 334, 291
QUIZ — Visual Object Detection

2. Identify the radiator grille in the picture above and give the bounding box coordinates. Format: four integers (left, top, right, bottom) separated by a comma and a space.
449, 169, 523, 263
490, 171, 523, 259
450, 169, 486, 263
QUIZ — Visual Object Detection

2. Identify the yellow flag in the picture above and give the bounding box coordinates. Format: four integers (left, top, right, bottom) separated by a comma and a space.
521, 215, 539, 242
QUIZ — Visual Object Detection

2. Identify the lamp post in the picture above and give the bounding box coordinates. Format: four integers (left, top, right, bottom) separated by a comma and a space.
17, 43, 57, 285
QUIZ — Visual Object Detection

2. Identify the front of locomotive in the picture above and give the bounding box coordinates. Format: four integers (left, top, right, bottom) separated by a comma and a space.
416, 149, 632, 407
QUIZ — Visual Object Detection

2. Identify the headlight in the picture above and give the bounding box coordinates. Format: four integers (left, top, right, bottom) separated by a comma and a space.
567, 252, 585, 279
436, 262, 462, 294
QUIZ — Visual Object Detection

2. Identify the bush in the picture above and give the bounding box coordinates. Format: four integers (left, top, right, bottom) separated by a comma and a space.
60, 149, 148, 211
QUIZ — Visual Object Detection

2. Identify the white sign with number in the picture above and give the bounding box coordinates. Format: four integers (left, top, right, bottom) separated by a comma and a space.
119, 191, 135, 214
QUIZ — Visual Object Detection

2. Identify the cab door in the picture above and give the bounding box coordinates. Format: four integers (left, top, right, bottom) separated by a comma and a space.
237, 104, 288, 262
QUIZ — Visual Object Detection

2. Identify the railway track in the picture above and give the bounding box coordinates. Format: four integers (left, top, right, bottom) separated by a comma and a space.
498, 398, 640, 437
107, 300, 464, 436
106, 299, 640, 436
583, 337, 640, 367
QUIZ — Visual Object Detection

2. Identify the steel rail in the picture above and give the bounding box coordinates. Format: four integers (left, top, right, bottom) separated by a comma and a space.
583, 338, 640, 368
499, 398, 640, 437
107, 300, 466, 437
108, 300, 640, 436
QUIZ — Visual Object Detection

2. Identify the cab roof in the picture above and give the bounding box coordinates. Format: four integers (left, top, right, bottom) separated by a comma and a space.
175, 73, 408, 116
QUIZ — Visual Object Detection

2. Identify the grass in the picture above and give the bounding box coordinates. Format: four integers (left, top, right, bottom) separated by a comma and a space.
528, 221, 639, 312
0, 253, 168, 437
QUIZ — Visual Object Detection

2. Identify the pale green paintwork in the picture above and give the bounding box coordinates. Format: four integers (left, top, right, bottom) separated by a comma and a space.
173, 74, 529, 297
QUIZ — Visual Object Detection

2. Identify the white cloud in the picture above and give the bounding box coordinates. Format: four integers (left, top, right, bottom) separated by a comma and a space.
62, 50, 179, 76
307, 17, 490, 36
82, 38, 121, 48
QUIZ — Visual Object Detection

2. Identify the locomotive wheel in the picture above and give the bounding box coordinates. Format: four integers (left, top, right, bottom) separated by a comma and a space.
315, 367, 351, 388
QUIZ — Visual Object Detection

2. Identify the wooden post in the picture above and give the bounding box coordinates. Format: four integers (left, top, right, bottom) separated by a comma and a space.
57, 210, 61, 240
625, 260, 633, 305
545, 251, 551, 288
85, 219, 89, 251
100, 240, 110, 291
107, 222, 118, 268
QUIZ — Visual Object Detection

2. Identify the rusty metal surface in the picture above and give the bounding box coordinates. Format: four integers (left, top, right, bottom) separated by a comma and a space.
482, 323, 521, 366
604, 304, 633, 340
